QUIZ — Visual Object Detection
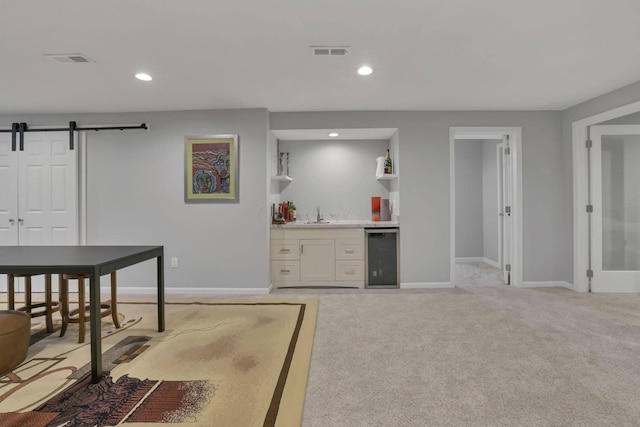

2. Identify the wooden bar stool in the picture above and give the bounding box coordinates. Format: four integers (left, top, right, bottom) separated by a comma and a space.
8, 273, 61, 333
59, 271, 121, 343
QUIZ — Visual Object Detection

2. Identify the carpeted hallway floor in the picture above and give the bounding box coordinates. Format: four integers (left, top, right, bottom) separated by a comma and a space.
274, 286, 640, 427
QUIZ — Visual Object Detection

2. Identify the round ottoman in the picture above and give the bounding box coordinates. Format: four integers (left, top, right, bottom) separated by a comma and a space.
0, 310, 31, 375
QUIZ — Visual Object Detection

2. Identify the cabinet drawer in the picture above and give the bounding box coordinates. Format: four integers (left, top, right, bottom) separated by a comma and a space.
271, 261, 300, 282
271, 240, 300, 260
335, 239, 364, 260
335, 260, 364, 281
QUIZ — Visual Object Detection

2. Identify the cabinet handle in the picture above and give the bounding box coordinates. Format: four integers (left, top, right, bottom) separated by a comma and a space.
300, 244, 304, 254
345, 248, 355, 254
280, 269, 290, 274
17, 218, 24, 224
280, 248, 290, 253
345, 269, 355, 275
8, 219, 15, 224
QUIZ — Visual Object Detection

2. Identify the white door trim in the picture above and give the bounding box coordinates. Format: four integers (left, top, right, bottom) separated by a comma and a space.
572, 99, 640, 292
449, 127, 523, 287
79, 132, 88, 245
496, 142, 505, 270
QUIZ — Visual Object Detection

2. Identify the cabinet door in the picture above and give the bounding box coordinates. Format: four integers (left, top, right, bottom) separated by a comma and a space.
300, 239, 335, 282
336, 260, 365, 281
271, 261, 301, 283
271, 239, 300, 260
335, 238, 364, 260
0, 135, 18, 245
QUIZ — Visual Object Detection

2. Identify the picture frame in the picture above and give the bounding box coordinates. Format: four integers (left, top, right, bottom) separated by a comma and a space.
185, 134, 239, 203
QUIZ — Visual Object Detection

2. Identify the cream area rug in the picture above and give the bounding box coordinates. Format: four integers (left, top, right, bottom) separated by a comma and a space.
0, 299, 318, 427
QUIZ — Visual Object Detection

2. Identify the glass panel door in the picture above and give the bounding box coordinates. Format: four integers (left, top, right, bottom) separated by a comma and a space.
591, 125, 640, 292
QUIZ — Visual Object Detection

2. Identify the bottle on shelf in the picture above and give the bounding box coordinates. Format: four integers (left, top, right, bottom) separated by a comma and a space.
384, 149, 393, 174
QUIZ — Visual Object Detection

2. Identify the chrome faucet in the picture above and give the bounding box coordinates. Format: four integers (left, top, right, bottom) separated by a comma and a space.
316, 206, 323, 223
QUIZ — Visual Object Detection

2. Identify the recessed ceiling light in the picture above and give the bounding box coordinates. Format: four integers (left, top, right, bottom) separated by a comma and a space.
357, 65, 373, 76
328, 132, 339, 137
135, 72, 153, 81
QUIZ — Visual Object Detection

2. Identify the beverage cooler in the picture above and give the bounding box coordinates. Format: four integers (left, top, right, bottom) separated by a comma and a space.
365, 228, 399, 288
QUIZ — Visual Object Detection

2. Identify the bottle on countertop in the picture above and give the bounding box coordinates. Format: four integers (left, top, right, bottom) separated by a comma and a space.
384, 149, 393, 174
290, 202, 296, 222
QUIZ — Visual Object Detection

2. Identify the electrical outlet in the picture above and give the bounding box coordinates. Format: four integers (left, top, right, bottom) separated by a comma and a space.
171, 257, 178, 268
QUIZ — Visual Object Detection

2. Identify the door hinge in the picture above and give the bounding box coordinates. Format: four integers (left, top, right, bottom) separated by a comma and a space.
586, 269, 593, 278
586, 205, 593, 213
505, 147, 511, 155
505, 264, 511, 272
505, 206, 511, 216
585, 139, 592, 148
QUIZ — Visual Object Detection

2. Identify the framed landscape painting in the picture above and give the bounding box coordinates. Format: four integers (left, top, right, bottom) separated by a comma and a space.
185, 134, 239, 203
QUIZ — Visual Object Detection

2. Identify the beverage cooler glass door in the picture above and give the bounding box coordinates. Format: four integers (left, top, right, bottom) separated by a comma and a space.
365, 228, 399, 288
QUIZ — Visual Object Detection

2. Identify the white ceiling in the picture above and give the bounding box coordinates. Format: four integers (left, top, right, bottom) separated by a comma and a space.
2, 0, 640, 115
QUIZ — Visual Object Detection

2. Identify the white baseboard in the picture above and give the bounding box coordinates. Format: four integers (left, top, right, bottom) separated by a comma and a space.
401, 282, 454, 289
520, 281, 574, 290
114, 287, 271, 296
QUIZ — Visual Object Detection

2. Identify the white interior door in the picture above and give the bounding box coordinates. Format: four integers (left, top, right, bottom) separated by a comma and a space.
591, 125, 640, 292
501, 136, 512, 284
0, 134, 18, 245
19, 132, 78, 245
0, 131, 79, 292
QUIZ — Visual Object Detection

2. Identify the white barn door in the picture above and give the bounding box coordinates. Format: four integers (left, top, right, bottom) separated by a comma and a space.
19, 132, 78, 245
0, 131, 78, 292
0, 135, 19, 245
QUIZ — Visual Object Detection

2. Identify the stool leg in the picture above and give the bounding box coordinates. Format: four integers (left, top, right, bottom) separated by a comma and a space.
45, 274, 54, 333
25, 276, 32, 314
78, 276, 86, 344
8, 274, 15, 310
110, 272, 121, 329
59, 276, 69, 338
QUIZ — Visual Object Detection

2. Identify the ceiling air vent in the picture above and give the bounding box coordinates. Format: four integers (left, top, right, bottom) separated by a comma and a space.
44, 53, 94, 64
311, 46, 349, 56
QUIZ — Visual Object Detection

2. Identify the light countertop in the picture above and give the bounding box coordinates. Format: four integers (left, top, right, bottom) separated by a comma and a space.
271, 220, 399, 229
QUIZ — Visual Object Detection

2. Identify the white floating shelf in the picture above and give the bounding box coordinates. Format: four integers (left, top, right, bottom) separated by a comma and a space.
376, 174, 398, 181
271, 175, 293, 182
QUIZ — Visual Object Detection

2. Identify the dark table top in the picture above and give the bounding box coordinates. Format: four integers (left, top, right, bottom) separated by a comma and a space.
0, 246, 163, 275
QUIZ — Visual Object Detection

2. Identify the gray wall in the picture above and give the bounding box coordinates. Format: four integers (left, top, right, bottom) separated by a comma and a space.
482, 139, 500, 263
278, 139, 390, 221
0, 109, 271, 290
389, 130, 400, 217
271, 111, 564, 284
454, 139, 500, 262
599, 111, 640, 125
0, 107, 569, 289
455, 140, 484, 257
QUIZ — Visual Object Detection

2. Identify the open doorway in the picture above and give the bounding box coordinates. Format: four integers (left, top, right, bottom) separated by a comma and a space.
449, 127, 523, 287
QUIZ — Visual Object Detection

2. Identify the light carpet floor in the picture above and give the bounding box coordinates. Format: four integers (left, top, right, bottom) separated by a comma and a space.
4, 286, 640, 426
274, 286, 640, 427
